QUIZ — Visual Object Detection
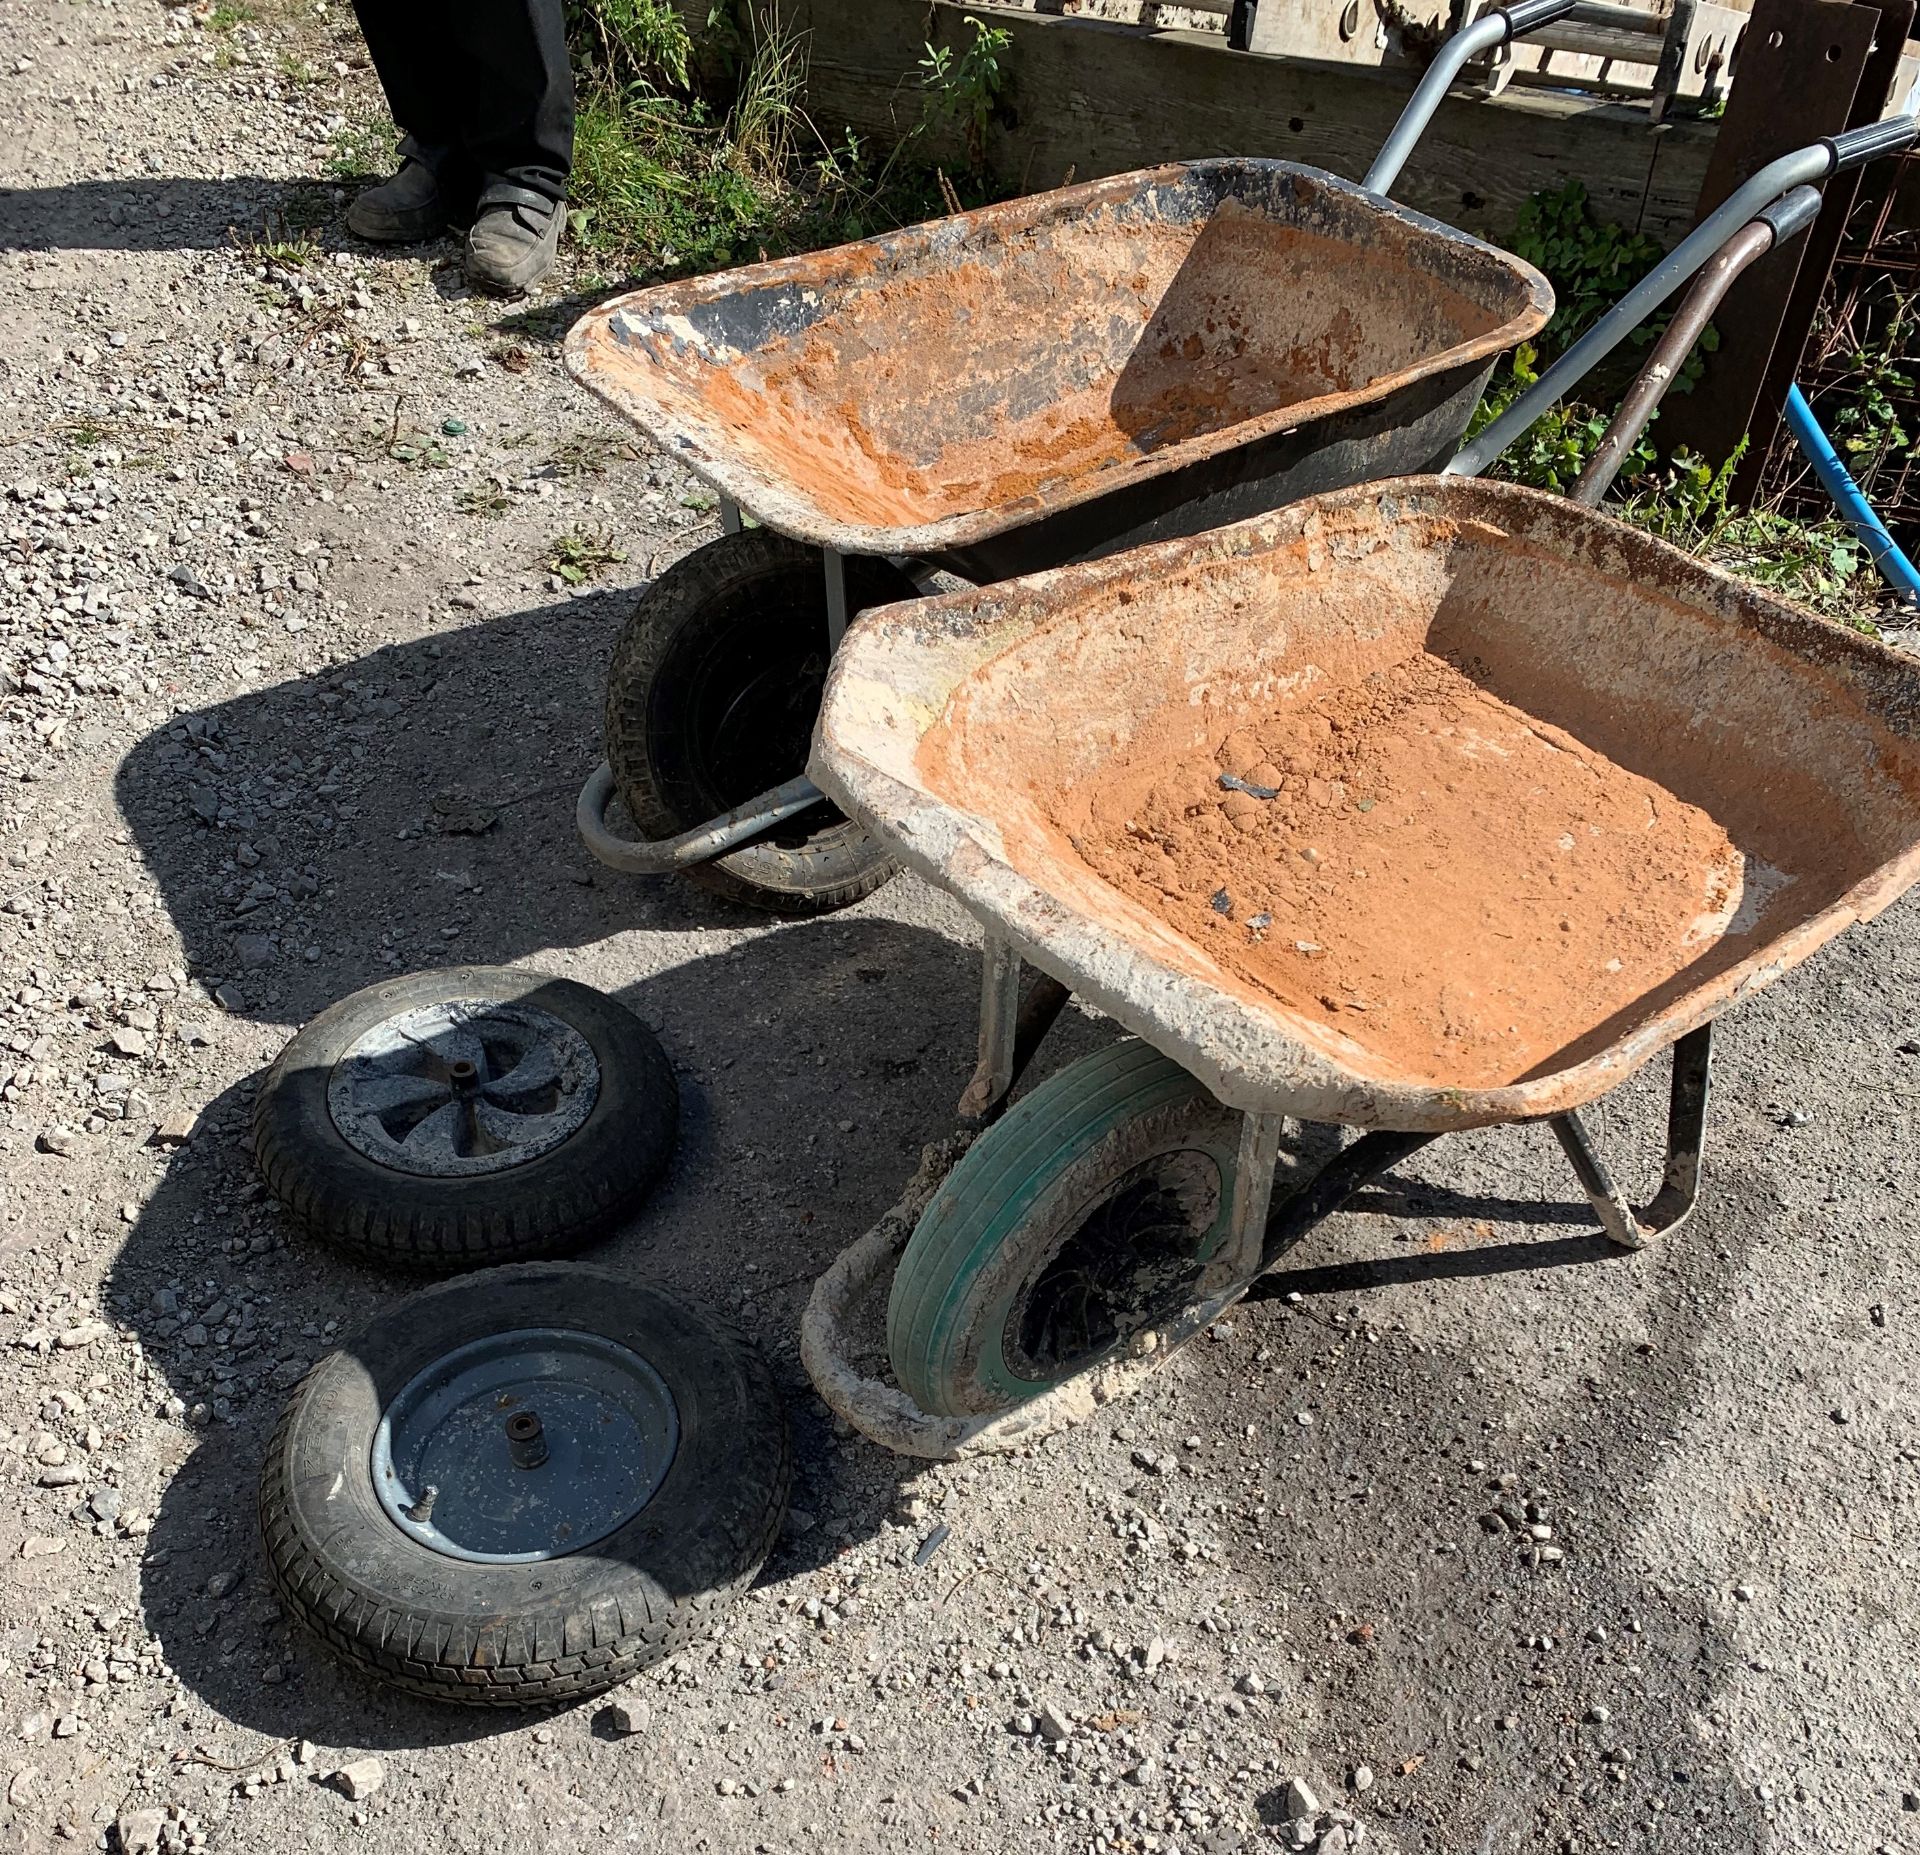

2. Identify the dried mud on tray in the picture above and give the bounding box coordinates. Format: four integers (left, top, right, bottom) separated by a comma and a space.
1046, 647, 1750, 1090
567, 165, 1548, 553
682, 203, 1496, 526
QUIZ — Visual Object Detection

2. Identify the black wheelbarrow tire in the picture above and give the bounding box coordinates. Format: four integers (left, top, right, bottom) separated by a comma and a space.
260, 1264, 790, 1707
604, 529, 927, 916
254, 966, 678, 1271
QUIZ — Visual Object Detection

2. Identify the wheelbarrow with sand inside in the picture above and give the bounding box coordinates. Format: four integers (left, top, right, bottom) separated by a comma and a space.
796, 116, 1920, 1457
565, 1, 1596, 914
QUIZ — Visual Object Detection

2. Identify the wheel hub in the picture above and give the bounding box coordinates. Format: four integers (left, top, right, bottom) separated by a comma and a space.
1002, 1150, 1223, 1383
371, 1327, 680, 1563
327, 998, 599, 1178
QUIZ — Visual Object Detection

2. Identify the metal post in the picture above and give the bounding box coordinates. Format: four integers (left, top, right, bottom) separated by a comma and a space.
1648, 0, 1698, 125
823, 548, 850, 650
958, 936, 1023, 1120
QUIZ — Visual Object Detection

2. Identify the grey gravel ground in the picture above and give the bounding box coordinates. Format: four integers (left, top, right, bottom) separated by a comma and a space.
4, 5, 1920, 1854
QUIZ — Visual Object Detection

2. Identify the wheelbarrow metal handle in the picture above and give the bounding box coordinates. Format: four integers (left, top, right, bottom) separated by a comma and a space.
1568, 183, 1823, 507
1362, 0, 1581, 196
574, 761, 825, 875
1444, 118, 1918, 481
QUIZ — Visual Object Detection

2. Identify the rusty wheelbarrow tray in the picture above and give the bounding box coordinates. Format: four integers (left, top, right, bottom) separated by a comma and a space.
564, 159, 1552, 580
816, 478, 1920, 1130
801, 475, 1920, 1450
562, 0, 1593, 910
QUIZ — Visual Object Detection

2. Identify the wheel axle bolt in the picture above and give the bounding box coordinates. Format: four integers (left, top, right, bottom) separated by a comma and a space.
448, 1058, 479, 1091
505, 1410, 548, 1469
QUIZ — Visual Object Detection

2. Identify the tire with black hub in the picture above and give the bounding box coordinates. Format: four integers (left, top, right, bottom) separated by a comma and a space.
260, 1263, 790, 1706
604, 528, 925, 915
888, 1039, 1251, 1419
254, 966, 677, 1270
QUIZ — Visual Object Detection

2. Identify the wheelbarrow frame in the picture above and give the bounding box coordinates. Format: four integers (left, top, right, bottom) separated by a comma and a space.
794, 126, 1920, 1452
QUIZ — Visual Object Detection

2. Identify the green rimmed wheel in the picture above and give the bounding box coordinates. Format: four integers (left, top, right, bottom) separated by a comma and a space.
886, 1040, 1244, 1419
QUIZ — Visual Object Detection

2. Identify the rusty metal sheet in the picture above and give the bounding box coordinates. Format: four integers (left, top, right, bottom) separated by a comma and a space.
563, 160, 1551, 558
1737, 0, 1919, 499
812, 477, 1920, 1133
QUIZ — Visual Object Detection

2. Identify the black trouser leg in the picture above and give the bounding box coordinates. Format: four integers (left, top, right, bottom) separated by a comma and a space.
348, 0, 460, 152
348, 0, 572, 206
447, 0, 575, 205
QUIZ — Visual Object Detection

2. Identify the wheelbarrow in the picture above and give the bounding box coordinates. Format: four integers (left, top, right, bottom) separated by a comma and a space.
795, 122, 1920, 1457
564, 1, 1588, 914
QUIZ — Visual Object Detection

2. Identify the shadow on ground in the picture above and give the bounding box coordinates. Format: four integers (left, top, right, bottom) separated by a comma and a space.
104, 592, 1776, 1844
2, 176, 414, 258
114, 583, 768, 1037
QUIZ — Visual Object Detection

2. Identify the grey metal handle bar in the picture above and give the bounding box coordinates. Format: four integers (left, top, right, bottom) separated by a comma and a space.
1447, 110, 1920, 478
575, 761, 824, 874
1363, 0, 1582, 196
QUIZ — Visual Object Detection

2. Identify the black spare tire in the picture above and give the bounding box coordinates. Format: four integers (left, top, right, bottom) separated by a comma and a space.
259, 1263, 791, 1706
253, 966, 678, 1270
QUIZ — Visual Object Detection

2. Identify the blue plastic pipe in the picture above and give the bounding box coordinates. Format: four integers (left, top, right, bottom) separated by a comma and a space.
1782, 383, 1920, 607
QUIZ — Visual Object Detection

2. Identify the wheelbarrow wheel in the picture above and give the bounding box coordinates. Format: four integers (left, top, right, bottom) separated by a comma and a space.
260, 1263, 790, 1706
888, 1040, 1243, 1419
605, 529, 925, 916
254, 967, 678, 1271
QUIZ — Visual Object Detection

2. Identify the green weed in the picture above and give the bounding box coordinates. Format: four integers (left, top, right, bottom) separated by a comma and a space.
1623, 445, 1883, 625
457, 483, 514, 517
918, 16, 1011, 176
565, 4, 983, 275
545, 526, 630, 583
569, 0, 694, 91
327, 113, 397, 182
1507, 181, 1663, 355
546, 432, 625, 477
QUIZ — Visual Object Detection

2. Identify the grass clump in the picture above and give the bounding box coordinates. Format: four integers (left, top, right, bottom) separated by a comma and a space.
545, 526, 631, 583
327, 112, 398, 182
563, 2, 999, 277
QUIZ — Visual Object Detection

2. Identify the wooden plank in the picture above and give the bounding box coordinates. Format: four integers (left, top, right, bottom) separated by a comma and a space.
1660, 0, 1884, 466
774, 0, 1718, 244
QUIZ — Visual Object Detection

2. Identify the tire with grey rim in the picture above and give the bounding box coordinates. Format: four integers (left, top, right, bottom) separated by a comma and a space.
254, 966, 677, 1271
260, 1263, 791, 1706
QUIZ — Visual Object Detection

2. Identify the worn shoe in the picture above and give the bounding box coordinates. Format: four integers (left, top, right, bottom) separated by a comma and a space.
345, 148, 448, 244
464, 183, 564, 296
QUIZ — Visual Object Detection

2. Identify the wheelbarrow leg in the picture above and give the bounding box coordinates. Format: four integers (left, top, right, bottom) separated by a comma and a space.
958, 935, 1022, 1121
1550, 1024, 1713, 1250
719, 497, 743, 535
823, 547, 850, 648
957, 935, 1073, 1125
1216, 1111, 1287, 1286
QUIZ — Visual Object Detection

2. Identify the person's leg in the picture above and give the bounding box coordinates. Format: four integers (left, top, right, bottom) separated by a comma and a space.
345, 0, 478, 240
348, 0, 458, 152
453, 0, 574, 292
448, 0, 574, 203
